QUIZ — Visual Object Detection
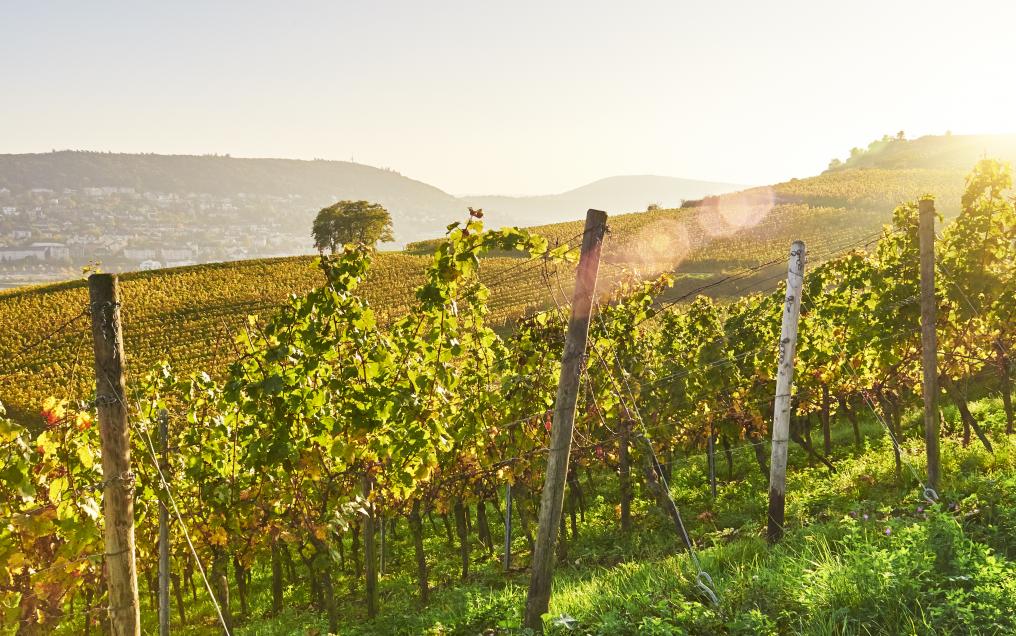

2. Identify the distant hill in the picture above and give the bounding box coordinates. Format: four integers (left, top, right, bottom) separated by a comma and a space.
464, 175, 746, 226
0, 152, 743, 244
827, 133, 1016, 172
0, 151, 464, 242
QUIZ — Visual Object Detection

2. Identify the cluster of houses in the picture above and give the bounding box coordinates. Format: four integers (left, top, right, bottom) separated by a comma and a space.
0, 185, 316, 279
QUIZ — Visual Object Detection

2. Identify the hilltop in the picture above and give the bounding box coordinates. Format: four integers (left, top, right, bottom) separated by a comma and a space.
827, 132, 1016, 172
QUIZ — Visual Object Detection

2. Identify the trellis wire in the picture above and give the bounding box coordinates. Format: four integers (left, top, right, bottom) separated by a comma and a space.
539, 235, 720, 605
117, 384, 233, 636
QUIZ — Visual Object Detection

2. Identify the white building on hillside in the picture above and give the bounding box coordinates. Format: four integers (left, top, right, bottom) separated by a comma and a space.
30, 242, 70, 261
124, 247, 158, 261
0, 243, 69, 262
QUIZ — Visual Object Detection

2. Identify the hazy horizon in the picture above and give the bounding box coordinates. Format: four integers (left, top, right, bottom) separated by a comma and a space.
2, 1, 1015, 196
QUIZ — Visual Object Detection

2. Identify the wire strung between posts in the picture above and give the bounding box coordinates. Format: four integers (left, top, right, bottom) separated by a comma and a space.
577, 232, 921, 599
543, 242, 721, 605
633, 283, 923, 403
589, 314, 720, 605
832, 340, 938, 504
936, 259, 984, 314
112, 383, 233, 636
608, 228, 905, 380
550, 258, 765, 441
744, 226, 906, 301
480, 229, 585, 292
445, 249, 930, 497
483, 255, 562, 299
0, 308, 89, 378
58, 323, 91, 398
635, 226, 903, 329
642, 253, 787, 322
626, 296, 791, 394
934, 256, 1013, 359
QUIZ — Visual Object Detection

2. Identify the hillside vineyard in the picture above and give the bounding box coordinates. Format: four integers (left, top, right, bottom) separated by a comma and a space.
0, 143, 993, 422
2, 160, 1014, 634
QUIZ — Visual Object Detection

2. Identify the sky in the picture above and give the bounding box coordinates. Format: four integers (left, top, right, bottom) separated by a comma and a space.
2, 0, 1015, 196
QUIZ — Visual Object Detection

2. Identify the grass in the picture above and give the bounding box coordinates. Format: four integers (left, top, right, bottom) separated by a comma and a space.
57, 397, 1016, 635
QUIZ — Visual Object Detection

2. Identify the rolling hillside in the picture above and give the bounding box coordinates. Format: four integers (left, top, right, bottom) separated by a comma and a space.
516, 134, 1016, 284
0, 151, 464, 243
2, 133, 1014, 420
0, 251, 583, 422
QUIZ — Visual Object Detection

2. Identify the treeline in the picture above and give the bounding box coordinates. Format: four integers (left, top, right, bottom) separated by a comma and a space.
0, 151, 457, 204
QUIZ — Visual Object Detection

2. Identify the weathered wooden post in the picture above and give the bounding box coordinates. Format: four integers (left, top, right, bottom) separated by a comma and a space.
707, 431, 717, 500
363, 476, 378, 619
524, 209, 607, 632
503, 484, 512, 572
379, 513, 386, 575
158, 409, 171, 636
88, 273, 141, 636
919, 197, 941, 491
766, 241, 806, 543
821, 384, 832, 456
218, 574, 230, 632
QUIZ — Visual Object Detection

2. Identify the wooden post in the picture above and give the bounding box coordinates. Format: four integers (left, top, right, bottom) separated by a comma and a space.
919, 198, 940, 491
158, 410, 171, 636
362, 476, 378, 619
218, 574, 230, 632
379, 513, 386, 575
766, 241, 806, 543
453, 500, 469, 579
524, 209, 607, 632
88, 273, 141, 635
503, 484, 512, 572
821, 384, 832, 456
707, 431, 717, 500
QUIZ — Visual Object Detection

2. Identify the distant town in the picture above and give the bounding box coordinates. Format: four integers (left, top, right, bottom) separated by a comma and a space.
0, 185, 319, 288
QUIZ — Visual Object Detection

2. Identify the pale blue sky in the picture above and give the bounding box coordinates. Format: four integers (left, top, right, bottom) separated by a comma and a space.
2, 1, 1014, 194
